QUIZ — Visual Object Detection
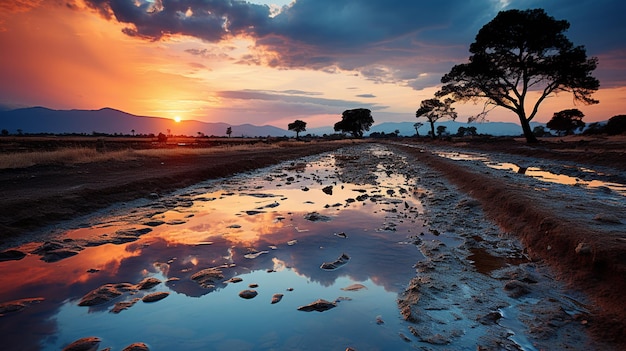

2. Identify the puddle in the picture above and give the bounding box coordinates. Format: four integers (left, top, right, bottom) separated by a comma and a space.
434, 151, 626, 196
468, 247, 528, 275
0, 146, 432, 350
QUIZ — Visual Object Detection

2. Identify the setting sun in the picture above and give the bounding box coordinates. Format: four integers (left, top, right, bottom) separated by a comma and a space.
174, 116, 181, 123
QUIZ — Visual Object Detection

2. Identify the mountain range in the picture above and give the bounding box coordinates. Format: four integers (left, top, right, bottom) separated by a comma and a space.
0, 106, 540, 137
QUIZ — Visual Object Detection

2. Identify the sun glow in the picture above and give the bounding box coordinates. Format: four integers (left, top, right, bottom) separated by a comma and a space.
174, 116, 181, 123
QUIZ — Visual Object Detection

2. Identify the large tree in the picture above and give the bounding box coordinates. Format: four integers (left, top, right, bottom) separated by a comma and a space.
437, 8, 599, 143
415, 98, 457, 139
546, 108, 585, 136
334, 108, 374, 138
288, 119, 307, 139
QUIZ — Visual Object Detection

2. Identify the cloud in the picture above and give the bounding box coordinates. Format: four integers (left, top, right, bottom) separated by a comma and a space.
61, 1, 626, 89
216, 89, 384, 111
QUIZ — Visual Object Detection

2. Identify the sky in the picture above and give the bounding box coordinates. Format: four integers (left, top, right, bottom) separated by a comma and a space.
1, 0, 625, 128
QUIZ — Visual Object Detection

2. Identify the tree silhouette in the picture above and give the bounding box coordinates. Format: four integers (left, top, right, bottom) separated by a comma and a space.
131, 129, 135, 136
226, 127, 232, 138
605, 115, 626, 135
546, 109, 585, 136
334, 108, 374, 138
413, 122, 423, 137
288, 119, 307, 139
438, 8, 599, 143
415, 98, 457, 139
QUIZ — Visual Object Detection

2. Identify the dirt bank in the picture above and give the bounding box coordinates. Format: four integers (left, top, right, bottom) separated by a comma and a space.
390, 141, 626, 346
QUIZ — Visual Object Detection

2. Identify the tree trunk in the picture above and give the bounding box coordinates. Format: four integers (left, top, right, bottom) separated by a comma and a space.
429, 121, 436, 139
519, 116, 538, 143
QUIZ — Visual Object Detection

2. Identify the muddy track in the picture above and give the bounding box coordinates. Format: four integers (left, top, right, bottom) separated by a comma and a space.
390, 142, 626, 347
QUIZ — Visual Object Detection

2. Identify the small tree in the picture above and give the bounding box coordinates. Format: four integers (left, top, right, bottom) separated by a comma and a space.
226, 127, 232, 138
546, 109, 585, 136
1, 129, 8, 136
532, 125, 551, 137
334, 108, 374, 138
131, 129, 135, 136
413, 122, 423, 137
415, 98, 457, 139
436, 125, 448, 137
605, 115, 626, 135
288, 119, 307, 139
438, 9, 599, 143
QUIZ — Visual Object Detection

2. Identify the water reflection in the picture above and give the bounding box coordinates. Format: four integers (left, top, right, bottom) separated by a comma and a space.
0, 145, 428, 350
434, 150, 626, 196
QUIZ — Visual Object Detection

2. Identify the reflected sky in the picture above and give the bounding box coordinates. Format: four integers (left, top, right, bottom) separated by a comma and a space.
0, 145, 429, 351
433, 150, 626, 196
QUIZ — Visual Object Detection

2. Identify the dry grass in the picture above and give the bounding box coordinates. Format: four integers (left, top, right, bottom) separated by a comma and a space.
0, 140, 358, 169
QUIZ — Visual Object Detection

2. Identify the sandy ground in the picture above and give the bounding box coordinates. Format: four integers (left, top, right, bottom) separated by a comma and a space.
1, 137, 625, 349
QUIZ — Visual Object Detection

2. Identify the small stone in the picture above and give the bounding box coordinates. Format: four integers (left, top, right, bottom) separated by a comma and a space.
322, 185, 333, 195
239, 290, 258, 299
0, 249, 27, 262
593, 214, 621, 224
575, 242, 592, 255
135, 277, 161, 290
271, 293, 284, 304
504, 280, 531, 298
122, 342, 150, 351
141, 292, 169, 303
341, 283, 367, 291
62, 336, 101, 351
225, 277, 243, 283
297, 299, 337, 312
191, 267, 224, 288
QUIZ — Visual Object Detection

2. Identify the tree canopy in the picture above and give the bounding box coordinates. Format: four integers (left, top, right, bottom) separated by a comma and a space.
546, 109, 585, 136
437, 8, 599, 143
415, 98, 457, 139
334, 108, 374, 138
288, 119, 307, 139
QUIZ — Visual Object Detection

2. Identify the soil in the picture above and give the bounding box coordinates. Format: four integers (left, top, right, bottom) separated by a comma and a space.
1, 135, 625, 348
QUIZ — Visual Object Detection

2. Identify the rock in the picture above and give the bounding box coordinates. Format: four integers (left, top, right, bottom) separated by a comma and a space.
62, 336, 101, 351
334, 232, 348, 238
249, 283, 259, 288
0, 297, 44, 316
122, 342, 150, 351
143, 220, 165, 227
225, 277, 243, 283
111, 298, 140, 313
504, 280, 531, 298
191, 267, 224, 288
320, 253, 350, 270
575, 242, 592, 255
593, 213, 621, 224
297, 299, 337, 312
42, 249, 81, 262
322, 185, 333, 195
478, 311, 502, 325
32, 241, 83, 262
0, 249, 27, 261
341, 283, 367, 291
142, 292, 169, 303
239, 290, 258, 299
271, 293, 284, 304
135, 277, 161, 290
304, 212, 332, 222
78, 283, 134, 306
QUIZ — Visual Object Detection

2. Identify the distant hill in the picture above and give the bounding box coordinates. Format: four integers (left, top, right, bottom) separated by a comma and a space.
0, 106, 542, 137
0, 107, 288, 137
367, 120, 545, 137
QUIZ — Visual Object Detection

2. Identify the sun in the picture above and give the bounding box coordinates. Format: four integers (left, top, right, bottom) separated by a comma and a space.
174, 116, 181, 123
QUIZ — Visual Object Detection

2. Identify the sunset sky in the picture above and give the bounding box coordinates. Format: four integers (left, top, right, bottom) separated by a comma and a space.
1, 0, 624, 128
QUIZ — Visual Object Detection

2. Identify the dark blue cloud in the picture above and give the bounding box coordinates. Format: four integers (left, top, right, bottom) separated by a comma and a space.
81, 0, 626, 88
